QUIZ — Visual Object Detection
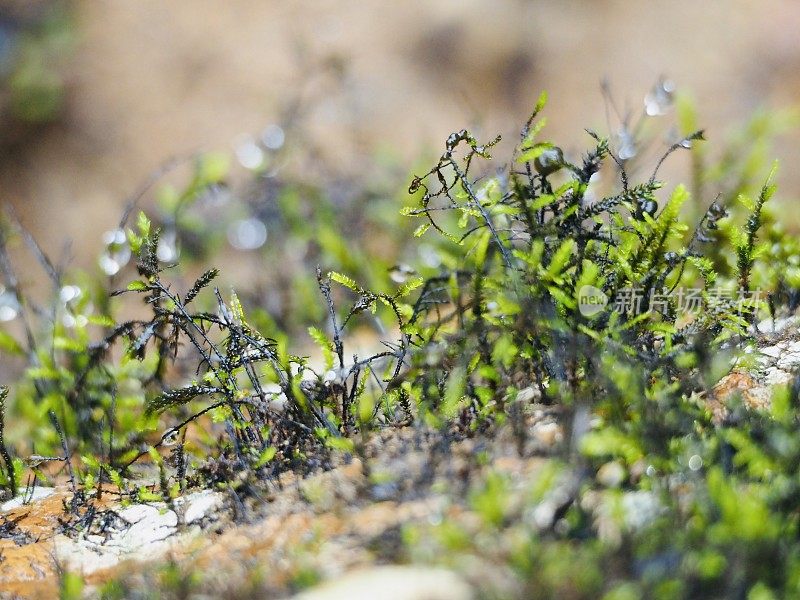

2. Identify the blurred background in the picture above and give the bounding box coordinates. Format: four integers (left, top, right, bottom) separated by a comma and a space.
0, 0, 799, 270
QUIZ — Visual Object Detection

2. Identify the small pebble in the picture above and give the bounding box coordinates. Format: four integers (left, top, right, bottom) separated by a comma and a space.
597, 461, 626, 488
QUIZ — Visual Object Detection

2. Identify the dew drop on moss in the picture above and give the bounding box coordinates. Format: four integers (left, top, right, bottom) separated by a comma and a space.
261, 124, 285, 150
617, 128, 636, 160
157, 229, 179, 262
227, 218, 267, 251
0, 289, 19, 322
644, 78, 675, 116
389, 264, 415, 284
59, 285, 82, 304
99, 229, 131, 275
234, 135, 265, 170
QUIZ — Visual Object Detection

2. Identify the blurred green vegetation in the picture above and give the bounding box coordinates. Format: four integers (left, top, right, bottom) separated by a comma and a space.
0, 1, 73, 131
1, 87, 800, 598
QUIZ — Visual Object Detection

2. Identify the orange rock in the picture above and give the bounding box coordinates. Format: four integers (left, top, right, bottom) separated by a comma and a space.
709, 371, 772, 424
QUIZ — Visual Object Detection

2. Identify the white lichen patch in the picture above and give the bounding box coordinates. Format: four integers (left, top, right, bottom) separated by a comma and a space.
53, 489, 223, 575
747, 337, 800, 388
718, 322, 800, 413
1, 486, 55, 511
756, 315, 800, 336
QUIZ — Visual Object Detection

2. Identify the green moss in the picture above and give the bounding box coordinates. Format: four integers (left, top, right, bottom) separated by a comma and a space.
1, 87, 800, 597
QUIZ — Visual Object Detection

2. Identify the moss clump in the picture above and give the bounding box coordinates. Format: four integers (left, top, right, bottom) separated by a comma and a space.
1, 87, 800, 597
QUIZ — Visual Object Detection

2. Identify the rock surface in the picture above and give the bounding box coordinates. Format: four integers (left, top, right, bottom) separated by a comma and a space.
1, 321, 799, 597
0, 488, 223, 598
293, 566, 474, 600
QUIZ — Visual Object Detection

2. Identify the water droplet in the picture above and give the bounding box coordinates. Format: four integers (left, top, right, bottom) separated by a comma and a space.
688, 454, 703, 471
644, 78, 675, 117
227, 218, 267, 251
99, 229, 131, 275
102, 229, 127, 247
584, 172, 602, 203
389, 264, 415, 284
616, 128, 636, 160
417, 244, 441, 268
157, 229, 179, 262
59, 285, 82, 304
234, 135, 264, 170
261, 124, 285, 150
99, 254, 121, 276
534, 146, 564, 176
0, 290, 19, 322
